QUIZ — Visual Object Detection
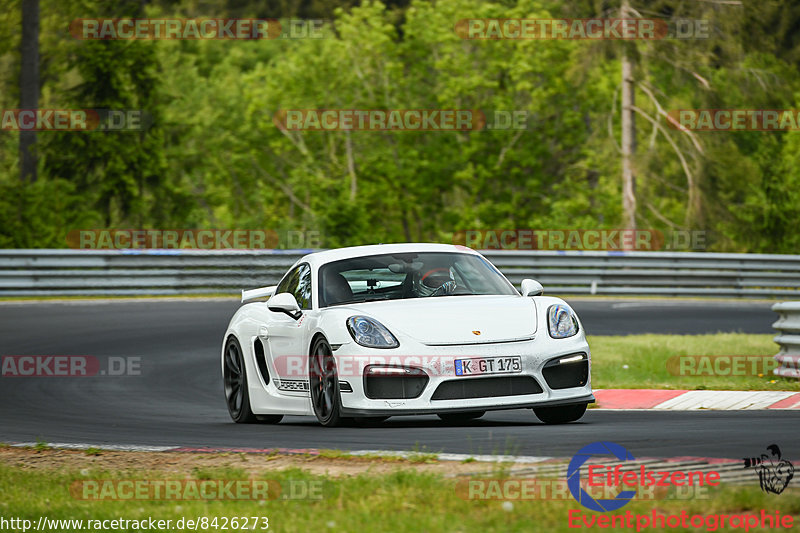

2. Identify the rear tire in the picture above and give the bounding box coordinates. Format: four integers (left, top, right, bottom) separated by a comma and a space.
437, 411, 485, 424
223, 337, 258, 423
533, 403, 587, 424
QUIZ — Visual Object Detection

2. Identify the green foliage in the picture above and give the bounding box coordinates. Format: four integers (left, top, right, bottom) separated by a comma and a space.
1, 0, 800, 251
0, 177, 99, 247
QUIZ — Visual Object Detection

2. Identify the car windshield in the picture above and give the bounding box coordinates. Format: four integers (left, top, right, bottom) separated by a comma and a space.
318, 252, 517, 307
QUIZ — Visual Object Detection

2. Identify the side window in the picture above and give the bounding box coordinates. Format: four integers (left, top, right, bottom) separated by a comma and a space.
275, 267, 299, 296
276, 263, 312, 310
293, 264, 312, 310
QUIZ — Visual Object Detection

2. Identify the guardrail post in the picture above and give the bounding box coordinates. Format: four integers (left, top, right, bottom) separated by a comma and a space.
772, 302, 800, 379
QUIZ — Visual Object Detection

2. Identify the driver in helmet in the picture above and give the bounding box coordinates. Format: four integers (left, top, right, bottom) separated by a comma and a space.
417, 267, 457, 297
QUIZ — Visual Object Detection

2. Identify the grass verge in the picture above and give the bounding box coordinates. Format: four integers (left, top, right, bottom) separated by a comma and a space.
1, 460, 798, 533
589, 333, 799, 391
316, 449, 439, 464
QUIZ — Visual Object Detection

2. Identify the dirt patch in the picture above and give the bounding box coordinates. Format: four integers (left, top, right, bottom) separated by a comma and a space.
0, 447, 504, 477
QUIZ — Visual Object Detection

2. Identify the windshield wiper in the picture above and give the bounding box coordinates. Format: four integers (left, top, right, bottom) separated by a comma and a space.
334, 295, 393, 305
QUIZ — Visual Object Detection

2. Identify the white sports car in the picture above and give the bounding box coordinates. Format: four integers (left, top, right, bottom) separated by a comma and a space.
222, 243, 593, 427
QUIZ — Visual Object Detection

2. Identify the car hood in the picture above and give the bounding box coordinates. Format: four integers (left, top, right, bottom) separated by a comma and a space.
335, 295, 537, 345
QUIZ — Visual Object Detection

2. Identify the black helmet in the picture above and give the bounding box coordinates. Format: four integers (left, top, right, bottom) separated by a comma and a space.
419, 267, 456, 296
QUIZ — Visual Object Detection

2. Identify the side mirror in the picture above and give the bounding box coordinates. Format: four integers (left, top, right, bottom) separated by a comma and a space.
267, 292, 302, 320
521, 279, 544, 297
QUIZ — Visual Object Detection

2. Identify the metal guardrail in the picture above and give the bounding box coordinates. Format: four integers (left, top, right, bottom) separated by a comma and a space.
485, 250, 800, 298
0, 249, 307, 296
772, 302, 800, 379
1, 249, 799, 298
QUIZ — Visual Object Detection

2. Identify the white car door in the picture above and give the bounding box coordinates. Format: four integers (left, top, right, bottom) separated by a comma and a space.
264, 263, 314, 389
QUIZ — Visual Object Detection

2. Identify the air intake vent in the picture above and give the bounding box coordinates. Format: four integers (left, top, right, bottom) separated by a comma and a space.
363, 366, 429, 399
431, 376, 542, 400
542, 354, 588, 390
253, 339, 270, 386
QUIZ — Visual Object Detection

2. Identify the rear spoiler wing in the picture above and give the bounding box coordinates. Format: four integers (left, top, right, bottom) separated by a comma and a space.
241, 286, 277, 303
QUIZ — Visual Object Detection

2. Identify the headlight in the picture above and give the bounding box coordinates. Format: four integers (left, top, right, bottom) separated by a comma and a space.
346, 316, 399, 348
548, 304, 579, 339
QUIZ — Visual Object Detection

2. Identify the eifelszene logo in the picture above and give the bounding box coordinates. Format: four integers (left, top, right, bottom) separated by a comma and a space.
743, 444, 794, 494
568, 442, 637, 512
568, 441, 721, 512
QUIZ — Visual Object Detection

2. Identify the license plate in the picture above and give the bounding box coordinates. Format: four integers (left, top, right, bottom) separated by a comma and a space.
454, 356, 522, 376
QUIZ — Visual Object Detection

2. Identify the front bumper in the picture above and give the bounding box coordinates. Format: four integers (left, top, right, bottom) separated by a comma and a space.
332, 332, 593, 416
340, 393, 595, 417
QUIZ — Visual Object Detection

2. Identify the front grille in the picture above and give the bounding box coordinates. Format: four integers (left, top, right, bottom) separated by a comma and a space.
542, 355, 589, 390
431, 376, 542, 400
363, 367, 429, 399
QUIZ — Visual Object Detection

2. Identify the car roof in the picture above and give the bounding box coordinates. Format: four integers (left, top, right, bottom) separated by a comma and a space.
298, 243, 479, 269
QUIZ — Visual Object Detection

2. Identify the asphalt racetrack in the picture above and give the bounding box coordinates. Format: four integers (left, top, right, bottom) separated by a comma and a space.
1, 298, 796, 460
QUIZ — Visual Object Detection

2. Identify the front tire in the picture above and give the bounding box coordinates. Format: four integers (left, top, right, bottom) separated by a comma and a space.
309, 337, 343, 427
223, 337, 258, 423
533, 403, 587, 424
